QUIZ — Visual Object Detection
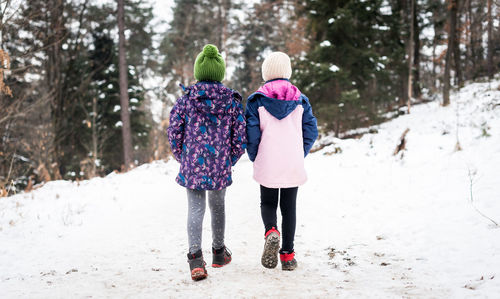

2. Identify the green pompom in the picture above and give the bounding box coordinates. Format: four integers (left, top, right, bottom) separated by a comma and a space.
203, 44, 218, 58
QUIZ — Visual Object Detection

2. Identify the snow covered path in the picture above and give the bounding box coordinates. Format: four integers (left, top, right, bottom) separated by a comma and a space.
1, 81, 500, 298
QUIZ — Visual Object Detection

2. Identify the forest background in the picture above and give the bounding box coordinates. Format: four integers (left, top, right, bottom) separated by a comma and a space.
0, 0, 499, 194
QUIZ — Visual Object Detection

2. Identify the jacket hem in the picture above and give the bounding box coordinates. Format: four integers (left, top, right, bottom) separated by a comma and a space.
253, 176, 307, 189
176, 175, 232, 191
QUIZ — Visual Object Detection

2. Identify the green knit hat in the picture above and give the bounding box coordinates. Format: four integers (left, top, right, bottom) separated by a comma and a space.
194, 44, 226, 82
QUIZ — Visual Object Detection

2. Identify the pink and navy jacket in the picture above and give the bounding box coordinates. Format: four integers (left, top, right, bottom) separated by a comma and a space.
168, 81, 247, 190
245, 79, 318, 188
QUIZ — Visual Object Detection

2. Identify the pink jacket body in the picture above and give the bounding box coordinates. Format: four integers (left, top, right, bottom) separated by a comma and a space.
245, 79, 318, 188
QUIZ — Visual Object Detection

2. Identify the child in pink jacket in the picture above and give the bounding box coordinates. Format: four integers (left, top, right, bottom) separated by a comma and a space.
245, 52, 318, 271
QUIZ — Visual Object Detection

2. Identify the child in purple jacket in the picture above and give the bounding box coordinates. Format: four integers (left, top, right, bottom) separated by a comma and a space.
167, 44, 247, 281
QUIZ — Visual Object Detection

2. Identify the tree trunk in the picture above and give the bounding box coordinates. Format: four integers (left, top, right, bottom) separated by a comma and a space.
117, 0, 133, 170
444, 0, 458, 106
399, 0, 409, 106
487, 0, 493, 79
92, 96, 97, 177
47, 0, 65, 177
412, 0, 421, 99
465, 0, 471, 80
217, 0, 222, 49
471, 0, 485, 78
453, 0, 463, 87
432, 7, 439, 93
407, 0, 414, 113
216, 0, 230, 53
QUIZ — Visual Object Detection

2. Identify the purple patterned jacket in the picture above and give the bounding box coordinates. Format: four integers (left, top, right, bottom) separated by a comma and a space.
167, 81, 247, 190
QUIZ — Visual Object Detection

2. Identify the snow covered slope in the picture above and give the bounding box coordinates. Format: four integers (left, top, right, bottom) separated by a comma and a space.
1, 79, 499, 298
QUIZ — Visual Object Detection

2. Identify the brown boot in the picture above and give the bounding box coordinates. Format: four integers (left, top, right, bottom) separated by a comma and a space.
212, 246, 232, 268
187, 250, 207, 281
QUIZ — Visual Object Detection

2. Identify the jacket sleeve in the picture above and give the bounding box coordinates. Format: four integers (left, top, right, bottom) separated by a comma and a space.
167, 96, 186, 162
301, 95, 318, 157
245, 96, 261, 162
230, 92, 247, 166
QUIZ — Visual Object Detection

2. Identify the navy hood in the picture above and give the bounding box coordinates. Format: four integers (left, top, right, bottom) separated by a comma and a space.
247, 79, 303, 120
247, 93, 300, 120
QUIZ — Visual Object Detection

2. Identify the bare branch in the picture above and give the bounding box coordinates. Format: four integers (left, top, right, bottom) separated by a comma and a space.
468, 168, 499, 227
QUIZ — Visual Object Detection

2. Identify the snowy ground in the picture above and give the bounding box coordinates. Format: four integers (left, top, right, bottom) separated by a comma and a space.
1, 79, 500, 298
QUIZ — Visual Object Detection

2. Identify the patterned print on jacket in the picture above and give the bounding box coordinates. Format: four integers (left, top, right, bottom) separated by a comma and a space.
167, 81, 247, 190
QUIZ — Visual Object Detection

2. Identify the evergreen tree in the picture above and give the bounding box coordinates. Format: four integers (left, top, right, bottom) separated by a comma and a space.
72, 1, 153, 176
1, 0, 154, 184
297, 0, 407, 134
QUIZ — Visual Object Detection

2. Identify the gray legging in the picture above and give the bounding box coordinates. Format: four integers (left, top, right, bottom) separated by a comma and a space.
187, 188, 226, 254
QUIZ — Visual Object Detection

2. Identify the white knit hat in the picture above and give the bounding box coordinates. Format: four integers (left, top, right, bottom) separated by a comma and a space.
261, 51, 292, 81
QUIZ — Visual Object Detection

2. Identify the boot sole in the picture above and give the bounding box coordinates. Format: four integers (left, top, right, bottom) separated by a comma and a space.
282, 265, 297, 271
191, 268, 207, 281
212, 257, 231, 268
261, 233, 280, 269
282, 260, 298, 271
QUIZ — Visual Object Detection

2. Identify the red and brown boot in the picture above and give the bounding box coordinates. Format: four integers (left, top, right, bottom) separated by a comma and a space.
187, 250, 207, 281
280, 250, 298, 271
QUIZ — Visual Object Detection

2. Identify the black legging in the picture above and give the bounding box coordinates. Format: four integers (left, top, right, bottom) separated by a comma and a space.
260, 185, 298, 252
